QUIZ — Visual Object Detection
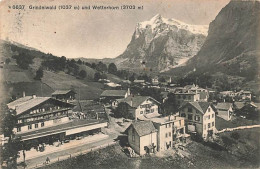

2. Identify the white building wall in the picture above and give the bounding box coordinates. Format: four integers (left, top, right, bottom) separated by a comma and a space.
139, 132, 157, 155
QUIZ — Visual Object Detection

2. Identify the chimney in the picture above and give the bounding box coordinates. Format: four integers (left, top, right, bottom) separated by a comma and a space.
32, 94, 36, 99
130, 98, 133, 107
23, 91, 25, 97
127, 88, 131, 96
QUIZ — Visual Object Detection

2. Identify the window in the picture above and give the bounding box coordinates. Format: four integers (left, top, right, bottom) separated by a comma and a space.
165, 124, 168, 128
208, 123, 211, 128
181, 113, 186, 117
195, 115, 200, 121
17, 127, 21, 132
168, 123, 171, 127
212, 122, 214, 127
35, 123, 38, 128
212, 114, 214, 118
188, 96, 191, 100
41, 122, 45, 127
165, 133, 168, 138
28, 124, 32, 130
208, 108, 211, 112
208, 115, 210, 120
188, 114, 193, 120
183, 95, 186, 99
140, 111, 143, 114
169, 132, 171, 137
188, 107, 192, 113
151, 109, 154, 113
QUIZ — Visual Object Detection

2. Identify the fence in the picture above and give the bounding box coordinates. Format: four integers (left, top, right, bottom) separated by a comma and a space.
30, 141, 117, 169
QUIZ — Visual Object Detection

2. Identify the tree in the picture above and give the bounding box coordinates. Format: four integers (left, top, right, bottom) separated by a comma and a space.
12, 53, 34, 69
79, 70, 87, 79
34, 68, 44, 80
1, 105, 20, 168
108, 63, 117, 74
5, 58, 11, 65
77, 59, 83, 65
94, 72, 101, 81
114, 102, 133, 119
158, 77, 166, 83
162, 93, 178, 116
129, 74, 135, 82
96, 62, 107, 73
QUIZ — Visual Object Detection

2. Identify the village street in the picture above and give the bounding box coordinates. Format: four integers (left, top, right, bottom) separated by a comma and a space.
17, 131, 118, 169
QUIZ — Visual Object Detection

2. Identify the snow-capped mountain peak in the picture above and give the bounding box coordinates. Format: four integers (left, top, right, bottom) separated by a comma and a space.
137, 14, 209, 36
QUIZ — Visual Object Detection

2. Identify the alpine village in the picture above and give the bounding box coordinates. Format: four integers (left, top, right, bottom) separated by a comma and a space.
0, 1, 260, 169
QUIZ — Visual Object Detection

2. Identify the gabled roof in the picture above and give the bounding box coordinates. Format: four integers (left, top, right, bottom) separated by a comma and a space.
8, 97, 51, 115
127, 121, 157, 137
216, 102, 232, 110
180, 102, 212, 115
117, 96, 160, 108
234, 102, 245, 109
100, 90, 127, 97
134, 80, 145, 83
52, 90, 76, 95
7, 96, 74, 115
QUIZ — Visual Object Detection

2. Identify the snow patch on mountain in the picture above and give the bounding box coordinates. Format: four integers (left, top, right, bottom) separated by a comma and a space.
137, 14, 208, 36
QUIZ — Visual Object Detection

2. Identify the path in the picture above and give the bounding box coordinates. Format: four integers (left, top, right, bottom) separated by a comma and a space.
217, 124, 260, 133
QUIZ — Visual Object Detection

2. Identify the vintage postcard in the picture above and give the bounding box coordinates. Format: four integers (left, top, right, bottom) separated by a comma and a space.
0, 0, 259, 168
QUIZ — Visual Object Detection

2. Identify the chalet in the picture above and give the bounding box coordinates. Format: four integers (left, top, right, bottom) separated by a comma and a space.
51, 90, 76, 101
115, 96, 161, 120
239, 90, 252, 101
7, 95, 75, 134
125, 115, 188, 155
216, 102, 233, 121
100, 89, 130, 103
150, 115, 188, 152
174, 92, 200, 107
179, 102, 216, 139
125, 121, 157, 155
7, 95, 108, 143
238, 102, 260, 119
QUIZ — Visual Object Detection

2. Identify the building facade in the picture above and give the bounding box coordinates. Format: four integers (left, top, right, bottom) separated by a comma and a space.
179, 102, 216, 139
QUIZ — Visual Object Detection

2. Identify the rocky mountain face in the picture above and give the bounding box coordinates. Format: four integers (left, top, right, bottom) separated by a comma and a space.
115, 14, 208, 72
185, 0, 260, 79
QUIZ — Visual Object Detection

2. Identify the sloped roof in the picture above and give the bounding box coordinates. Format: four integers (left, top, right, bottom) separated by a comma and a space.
100, 90, 127, 97
117, 96, 160, 108
8, 97, 51, 115
52, 90, 76, 95
134, 80, 145, 83
7, 96, 74, 115
234, 102, 245, 109
180, 102, 211, 114
131, 121, 157, 137
7, 96, 33, 109
216, 102, 232, 110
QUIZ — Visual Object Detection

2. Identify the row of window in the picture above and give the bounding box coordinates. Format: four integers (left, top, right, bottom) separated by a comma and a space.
181, 113, 201, 122
177, 95, 192, 100
17, 122, 45, 132
29, 106, 61, 114
18, 111, 67, 123
140, 108, 155, 114
204, 122, 214, 130
165, 132, 171, 138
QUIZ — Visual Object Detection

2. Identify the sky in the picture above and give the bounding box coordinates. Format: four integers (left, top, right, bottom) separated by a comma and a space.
0, 0, 230, 59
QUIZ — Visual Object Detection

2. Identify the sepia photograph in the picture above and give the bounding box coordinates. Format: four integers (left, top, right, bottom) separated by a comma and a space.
0, 0, 259, 168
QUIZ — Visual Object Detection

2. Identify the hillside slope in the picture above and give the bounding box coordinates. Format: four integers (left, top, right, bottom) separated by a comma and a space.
186, 0, 259, 79
0, 40, 106, 101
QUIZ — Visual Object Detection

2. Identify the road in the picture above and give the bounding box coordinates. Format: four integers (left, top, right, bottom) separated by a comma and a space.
18, 133, 118, 169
